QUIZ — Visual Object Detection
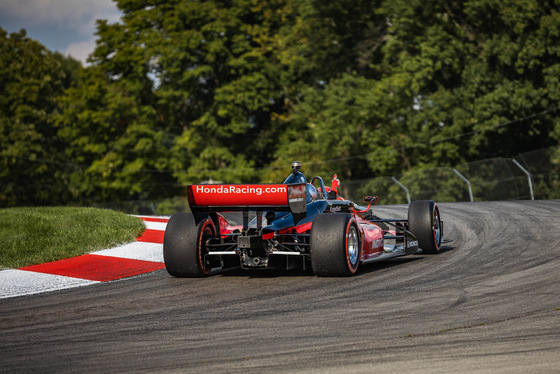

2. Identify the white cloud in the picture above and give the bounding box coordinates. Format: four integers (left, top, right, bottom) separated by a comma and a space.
0, 0, 122, 65
64, 39, 97, 65
0, 0, 121, 35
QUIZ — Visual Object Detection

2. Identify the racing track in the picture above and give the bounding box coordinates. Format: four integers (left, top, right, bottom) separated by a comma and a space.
1, 201, 559, 373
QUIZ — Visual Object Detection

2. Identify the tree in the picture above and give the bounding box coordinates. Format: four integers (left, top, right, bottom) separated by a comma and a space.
374, 0, 560, 166
0, 28, 81, 207
86, 0, 300, 187
275, 0, 560, 186
55, 66, 177, 203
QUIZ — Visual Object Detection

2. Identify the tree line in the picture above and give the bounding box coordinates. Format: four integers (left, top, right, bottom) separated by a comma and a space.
2, 0, 560, 208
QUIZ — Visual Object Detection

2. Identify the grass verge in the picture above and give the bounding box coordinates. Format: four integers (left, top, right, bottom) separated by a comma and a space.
0, 207, 146, 269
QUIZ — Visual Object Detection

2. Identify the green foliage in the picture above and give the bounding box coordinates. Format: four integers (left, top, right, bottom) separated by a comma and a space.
0, 28, 82, 207
55, 68, 177, 202
2, 1, 560, 208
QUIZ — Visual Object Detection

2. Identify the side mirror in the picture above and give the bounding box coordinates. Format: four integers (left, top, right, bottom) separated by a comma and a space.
363, 196, 378, 203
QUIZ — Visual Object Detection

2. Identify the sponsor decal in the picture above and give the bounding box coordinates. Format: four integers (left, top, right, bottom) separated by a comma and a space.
189, 184, 289, 207
407, 240, 419, 248
371, 238, 384, 249
288, 183, 307, 215
330, 206, 342, 212
288, 183, 306, 201
289, 198, 305, 202
194, 185, 286, 196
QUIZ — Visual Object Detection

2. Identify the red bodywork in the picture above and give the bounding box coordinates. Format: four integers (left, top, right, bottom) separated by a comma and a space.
214, 209, 386, 263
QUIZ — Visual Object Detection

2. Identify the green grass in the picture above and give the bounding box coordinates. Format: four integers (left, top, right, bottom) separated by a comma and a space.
0, 207, 146, 269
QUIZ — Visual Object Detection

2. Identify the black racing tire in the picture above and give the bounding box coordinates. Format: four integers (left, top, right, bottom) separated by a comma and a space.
310, 213, 361, 277
408, 200, 442, 254
163, 213, 216, 277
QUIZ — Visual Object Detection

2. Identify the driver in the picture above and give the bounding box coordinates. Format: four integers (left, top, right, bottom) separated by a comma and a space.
284, 161, 344, 202
284, 161, 317, 202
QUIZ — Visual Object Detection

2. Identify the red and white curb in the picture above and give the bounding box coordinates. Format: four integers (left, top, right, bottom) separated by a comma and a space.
0, 216, 169, 299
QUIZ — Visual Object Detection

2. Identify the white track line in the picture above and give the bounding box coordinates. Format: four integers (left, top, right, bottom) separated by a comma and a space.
0, 269, 99, 299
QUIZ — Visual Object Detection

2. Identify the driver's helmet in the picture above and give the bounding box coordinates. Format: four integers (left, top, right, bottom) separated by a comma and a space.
283, 160, 306, 184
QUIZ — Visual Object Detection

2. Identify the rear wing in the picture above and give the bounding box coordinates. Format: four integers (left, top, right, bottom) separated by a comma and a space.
187, 183, 307, 227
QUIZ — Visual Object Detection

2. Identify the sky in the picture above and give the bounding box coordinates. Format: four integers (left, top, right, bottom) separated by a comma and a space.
0, 0, 122, 64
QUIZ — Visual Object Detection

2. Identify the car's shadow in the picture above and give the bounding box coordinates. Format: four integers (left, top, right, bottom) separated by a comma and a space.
212, 244, 454, 278
360, 256, 420, 272
215, 267, 313, 278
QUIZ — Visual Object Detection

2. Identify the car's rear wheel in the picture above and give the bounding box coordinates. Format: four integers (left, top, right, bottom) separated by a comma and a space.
408, 200, 442, 254
163, 213, 216, 277
310, 213, 361, 276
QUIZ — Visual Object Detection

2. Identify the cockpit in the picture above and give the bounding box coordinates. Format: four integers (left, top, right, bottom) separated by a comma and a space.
283, 161, 327, 203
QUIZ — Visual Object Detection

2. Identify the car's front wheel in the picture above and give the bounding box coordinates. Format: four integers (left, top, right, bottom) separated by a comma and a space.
408, 200, 442, 254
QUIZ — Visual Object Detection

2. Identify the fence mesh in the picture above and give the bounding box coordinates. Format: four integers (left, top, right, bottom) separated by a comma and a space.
99, 146, 560, 215
343, 146, 559, 204
515, 146, 560, 200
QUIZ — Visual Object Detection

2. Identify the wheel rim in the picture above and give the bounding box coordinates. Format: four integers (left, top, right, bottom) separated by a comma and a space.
347, 225, 359, 266
433, 209, 441, 246
198, 221, 214, 274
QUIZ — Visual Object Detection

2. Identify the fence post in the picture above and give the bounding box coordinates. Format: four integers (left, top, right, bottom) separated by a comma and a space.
511, 159, 535, 200
391, 177, 411, 204
453, 169, 474, 202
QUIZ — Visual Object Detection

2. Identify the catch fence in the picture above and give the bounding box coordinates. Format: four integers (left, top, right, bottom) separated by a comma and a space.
343, 146, 560, 204
100, 146, 560, 214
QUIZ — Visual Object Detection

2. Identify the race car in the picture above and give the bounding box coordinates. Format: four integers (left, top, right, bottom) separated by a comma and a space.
163, 161, 443, 277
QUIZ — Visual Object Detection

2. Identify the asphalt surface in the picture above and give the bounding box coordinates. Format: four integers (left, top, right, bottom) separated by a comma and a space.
1, 201, 559, 373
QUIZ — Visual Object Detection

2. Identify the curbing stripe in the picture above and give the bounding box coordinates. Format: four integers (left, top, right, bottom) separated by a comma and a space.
0, 215, 169, 299
93, 241, 163, 262
19, 254, 165, 282
136, 229, 164, 244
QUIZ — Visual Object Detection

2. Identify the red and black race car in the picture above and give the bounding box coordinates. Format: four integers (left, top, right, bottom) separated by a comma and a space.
163, 162, 443, 277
